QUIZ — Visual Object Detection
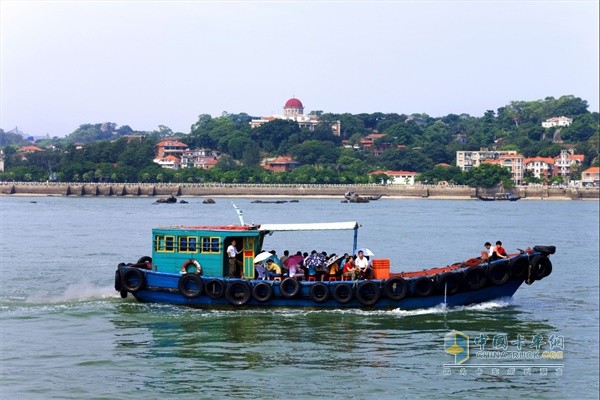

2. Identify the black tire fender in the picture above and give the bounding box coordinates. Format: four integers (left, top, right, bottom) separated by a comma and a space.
463, 267, 487, 290
122, 268, 145, 292
437, 272, 461, 295
332, 283, 354, 304
280, 277, 301, 298
178, 274, 204, 298
509, 257, 529, 279
530, 255, 553, 280
413, 276, 434, 297
355, 281, 381, 306
488, 262, 510, 285
137, 256, 152, 264
384, 277, 408, 300
225, 280, 251, 306
252, 282, 273, 302
205, 279, 225, 299
309, 282, 330, 303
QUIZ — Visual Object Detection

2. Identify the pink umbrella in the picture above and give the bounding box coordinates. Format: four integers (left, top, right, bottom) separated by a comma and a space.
283, 254, 304, 268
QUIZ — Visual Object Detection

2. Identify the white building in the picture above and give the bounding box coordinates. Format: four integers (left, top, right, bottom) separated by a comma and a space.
456, 149, 518, 171
542, 116, 573, 128
370, 170, 416, 185
250, 98, 341, 136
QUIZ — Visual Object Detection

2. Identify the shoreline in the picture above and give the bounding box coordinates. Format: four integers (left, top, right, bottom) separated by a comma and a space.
1, 182, 598, 200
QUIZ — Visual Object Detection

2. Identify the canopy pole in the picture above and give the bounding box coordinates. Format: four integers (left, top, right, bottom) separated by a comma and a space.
352, 227, 358, 256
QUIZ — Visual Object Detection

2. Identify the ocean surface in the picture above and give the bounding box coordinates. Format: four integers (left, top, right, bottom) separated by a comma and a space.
0, 196, 598, 399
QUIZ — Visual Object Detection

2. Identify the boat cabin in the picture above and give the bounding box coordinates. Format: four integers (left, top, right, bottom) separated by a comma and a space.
151, 222, 359, 278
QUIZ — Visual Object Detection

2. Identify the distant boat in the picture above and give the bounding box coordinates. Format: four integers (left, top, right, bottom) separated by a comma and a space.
477, 192, 521, 201
343, 191, 382, 203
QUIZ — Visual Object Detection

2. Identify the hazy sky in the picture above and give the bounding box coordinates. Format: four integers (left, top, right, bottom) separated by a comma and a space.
1, 1, 598, 137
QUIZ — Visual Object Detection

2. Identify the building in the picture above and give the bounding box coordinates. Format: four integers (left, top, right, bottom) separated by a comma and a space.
581, 167, 600, 187
155, 140, 188, 159
181, 149, 220, 170
553, 149, 584, 179
261, 156, 301, 173
0, 150, 4, 173
456, 149, 518, 171
524, 157, 555, 180
250, 98, 341, 136
153, 155, 181, 170
482, 154, 524, 185
369, 170, 417, 185
542, 116, 573, 128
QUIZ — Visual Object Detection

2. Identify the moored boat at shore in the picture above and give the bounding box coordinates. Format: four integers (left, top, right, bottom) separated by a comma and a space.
114, 219, 555, 310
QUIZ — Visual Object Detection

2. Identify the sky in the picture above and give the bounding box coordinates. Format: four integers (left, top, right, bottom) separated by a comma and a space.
1, 0, 598, 138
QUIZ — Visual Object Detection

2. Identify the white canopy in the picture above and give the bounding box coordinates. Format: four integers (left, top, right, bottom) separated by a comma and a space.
258, 221, 359, 232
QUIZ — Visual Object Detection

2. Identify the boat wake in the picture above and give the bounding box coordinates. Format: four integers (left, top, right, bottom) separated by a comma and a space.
25, 282, 117, 304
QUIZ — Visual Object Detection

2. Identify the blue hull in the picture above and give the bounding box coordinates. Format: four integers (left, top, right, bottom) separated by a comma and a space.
119, 266, 525, 310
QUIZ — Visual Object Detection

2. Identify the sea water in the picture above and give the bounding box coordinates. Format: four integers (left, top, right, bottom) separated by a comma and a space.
0, 196, 598, 399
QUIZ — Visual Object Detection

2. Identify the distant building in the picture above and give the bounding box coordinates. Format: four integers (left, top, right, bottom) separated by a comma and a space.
154, 155, 181, 170
542, 116, 573, 128
456, 149, 518, 171
261, 156, 301, 173
553, 149, 584, 179
181, 148, 220, 170
0, 150, 4, 173
369, 170, 417, 185
250, 97, 341, 136
524, 157, 555, 180
581, 167, 600, 187
155, 140, 188, 159
482, 154, 524, 185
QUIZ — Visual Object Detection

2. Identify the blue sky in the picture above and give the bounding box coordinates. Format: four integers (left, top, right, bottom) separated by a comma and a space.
1, 0, 598, 137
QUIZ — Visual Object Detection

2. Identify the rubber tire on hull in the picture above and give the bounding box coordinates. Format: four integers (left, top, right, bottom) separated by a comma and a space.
178, 274, 204, 298
488, 262, 510, 285
137, 256, 152, 264
355, 281, 381, 306
509, 257, 528, 279
309, 282, 330, 303
413, 277, 434, 297
252, 282, 273, 302
225, 281, 251, 306
332, 283, 354, 304
114, 269, 123, 291
383, 277, 408, 300
436, 272, 461, 295
205, 279, 226, 299
530, 255, 552, 280
532, 245, 556, 255
280, 278, 301, 298
122, 268, 145, 292
464, 267, 487, 290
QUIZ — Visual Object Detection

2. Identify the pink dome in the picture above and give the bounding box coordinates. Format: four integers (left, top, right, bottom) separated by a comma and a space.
284, 98, 303, 109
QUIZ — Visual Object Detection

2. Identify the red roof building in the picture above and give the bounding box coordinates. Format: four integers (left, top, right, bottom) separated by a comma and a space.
261, 156, 301, 173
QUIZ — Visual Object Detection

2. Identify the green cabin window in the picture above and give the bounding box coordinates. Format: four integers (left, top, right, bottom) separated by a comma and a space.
179, 236, 198, 253
155, 235, 175, 252
201, 237, 221, 254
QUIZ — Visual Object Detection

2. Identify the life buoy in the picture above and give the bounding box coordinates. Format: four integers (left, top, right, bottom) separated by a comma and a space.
181, 259, 202, 275
509, 257, 528, 279
280, 278, 301, 299
178, 274, 204, 298
384, 277, 408, 300
225, 280, 251, 306
252, 282, 273, 302
530, 255, 552, 281
464, 267, 487, 290
488, 262, 510, 285
332, 283, 354, 304
437, 272, 461, 295
309, 282, 330, 303
122, 268, 145, 292
355, 281, 381, 305
413, 276, 434, 297
205, 279, 225, 299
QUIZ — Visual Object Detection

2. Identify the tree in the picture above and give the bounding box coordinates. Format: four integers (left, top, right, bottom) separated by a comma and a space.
465, 164, 513, 188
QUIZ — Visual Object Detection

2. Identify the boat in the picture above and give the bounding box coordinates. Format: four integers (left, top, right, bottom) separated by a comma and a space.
477, 192, 521, 201
114, 219, 556, 310
343, 191, 382, 203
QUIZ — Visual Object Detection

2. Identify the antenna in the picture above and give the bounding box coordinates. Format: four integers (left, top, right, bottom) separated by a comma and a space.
232, 202, 245, 226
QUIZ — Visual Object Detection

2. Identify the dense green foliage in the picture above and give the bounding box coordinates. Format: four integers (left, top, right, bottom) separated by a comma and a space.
1, 95, 598, 186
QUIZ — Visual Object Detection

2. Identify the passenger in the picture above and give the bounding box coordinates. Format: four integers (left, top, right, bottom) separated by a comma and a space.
289, 263, 304, 280
304, 250, 325, 280
265, 259, 282, 279
481, 242, 493, 260
227, 239, 242, 277
279, 250, 290, 276
492, 241, 508, 260
355, 250, 372, 279
342, 256, 359, 280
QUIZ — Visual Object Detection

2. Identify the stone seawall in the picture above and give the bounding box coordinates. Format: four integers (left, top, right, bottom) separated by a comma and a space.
1, 182, 598, 199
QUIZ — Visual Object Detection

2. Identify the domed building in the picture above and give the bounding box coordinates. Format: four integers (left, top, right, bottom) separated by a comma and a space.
250, 97, 340, 136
